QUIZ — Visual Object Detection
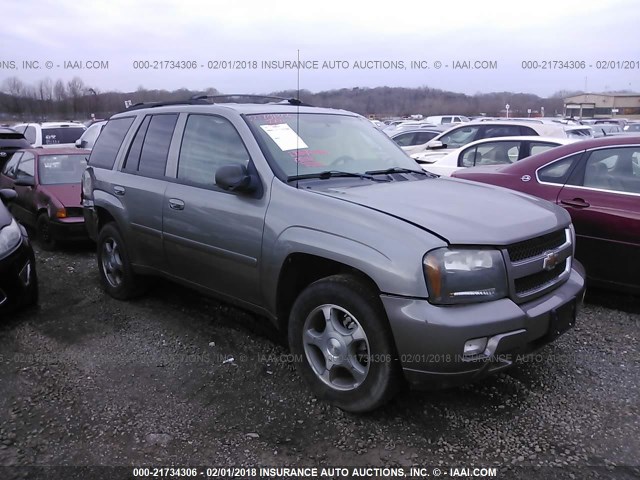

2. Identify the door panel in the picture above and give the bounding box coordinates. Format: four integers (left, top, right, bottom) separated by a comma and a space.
162, 113, 267, 305
162, 183, 267, 305
557, 147, 640, 289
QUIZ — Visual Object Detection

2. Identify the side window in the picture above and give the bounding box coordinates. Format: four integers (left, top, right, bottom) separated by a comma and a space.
530, 142, 559, 156
123, 116, 151, 171
482, 125, 521, 139
582, 147, 640, 193
24, 126, 36, 144
393, 132, 416, 147
537, 154, 580, 184
441, 117, 452, 124
439, 126, 480, 148
2, 152, 23, 178
414, 131, 438, 144
520, 126, 538, 136
460, 146, 480, 167
177, 114, 250, 188
137, 114, 178, 177
89, 117, 135, 169
16, 153, 35, 178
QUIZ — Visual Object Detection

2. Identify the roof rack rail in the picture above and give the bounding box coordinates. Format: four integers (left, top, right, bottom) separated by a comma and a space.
190, 94, 312, 106
118, 94, 312, 114
120, 98, 209, 112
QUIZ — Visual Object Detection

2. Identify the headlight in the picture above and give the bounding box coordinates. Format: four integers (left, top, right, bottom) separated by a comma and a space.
0, 219, 22, 257
423, 248, 508, 305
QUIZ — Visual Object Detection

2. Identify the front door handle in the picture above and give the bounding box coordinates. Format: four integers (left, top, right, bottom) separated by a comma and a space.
168, 198, 185, 210
560, 198, 590, 208
113, 185, 126, 196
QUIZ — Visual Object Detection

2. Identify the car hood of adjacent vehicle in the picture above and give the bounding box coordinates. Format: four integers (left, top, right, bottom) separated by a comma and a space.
40, 184, 82, 207
314, 177, 569, 245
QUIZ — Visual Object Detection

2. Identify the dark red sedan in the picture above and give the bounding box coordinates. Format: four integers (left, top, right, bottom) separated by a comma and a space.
452, 136, 640, 293
0, 148, 90, 250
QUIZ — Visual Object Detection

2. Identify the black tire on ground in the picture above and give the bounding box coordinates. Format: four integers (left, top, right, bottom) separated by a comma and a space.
96, 222, 147, 300
36, 214, 57, 251
288, 274, 401, 413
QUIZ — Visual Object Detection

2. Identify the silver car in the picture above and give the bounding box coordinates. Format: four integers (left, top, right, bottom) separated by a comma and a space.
82, 97, 586, 412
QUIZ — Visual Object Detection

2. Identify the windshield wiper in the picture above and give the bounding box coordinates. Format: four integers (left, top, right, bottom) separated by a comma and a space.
287, 170, 390, 182
365, 167, 430, 176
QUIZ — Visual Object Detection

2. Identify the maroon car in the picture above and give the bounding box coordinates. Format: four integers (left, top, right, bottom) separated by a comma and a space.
452, 136, 640, 293
0, 148, 90, 250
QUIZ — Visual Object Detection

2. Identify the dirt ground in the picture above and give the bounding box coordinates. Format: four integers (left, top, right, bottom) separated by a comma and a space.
0, 243, 638, 480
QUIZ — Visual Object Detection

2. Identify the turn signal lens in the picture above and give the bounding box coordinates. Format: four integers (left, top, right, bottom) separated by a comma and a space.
56, 208, 67, 218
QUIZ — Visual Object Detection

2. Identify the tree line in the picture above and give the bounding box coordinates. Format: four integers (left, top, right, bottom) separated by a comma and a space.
0, 75, 581, 122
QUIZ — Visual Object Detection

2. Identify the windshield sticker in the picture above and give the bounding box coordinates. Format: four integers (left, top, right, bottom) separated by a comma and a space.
260, 124, 308, 151
288, 149, 327, 166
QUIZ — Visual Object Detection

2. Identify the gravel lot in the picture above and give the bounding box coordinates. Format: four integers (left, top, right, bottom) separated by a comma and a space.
0, 244, 638, 479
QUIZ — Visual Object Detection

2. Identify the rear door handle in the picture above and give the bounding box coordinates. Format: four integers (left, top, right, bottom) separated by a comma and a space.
168, 198, 185, 210
560, 198, 590, 208
113, 185, 126, 196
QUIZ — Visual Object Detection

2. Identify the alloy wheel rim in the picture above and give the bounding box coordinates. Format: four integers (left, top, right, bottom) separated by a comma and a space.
101, 238, 124, 288
302, 304, 370, 391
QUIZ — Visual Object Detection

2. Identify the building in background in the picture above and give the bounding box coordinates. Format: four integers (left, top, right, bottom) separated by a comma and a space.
564, 93, 640, 119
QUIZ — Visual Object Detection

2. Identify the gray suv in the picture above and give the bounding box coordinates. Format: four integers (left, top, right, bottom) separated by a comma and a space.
82, 96, 586, 412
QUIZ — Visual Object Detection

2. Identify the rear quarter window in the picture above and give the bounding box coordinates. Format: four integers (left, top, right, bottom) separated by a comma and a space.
537, 153, 581, 184
89, 117, 135, 169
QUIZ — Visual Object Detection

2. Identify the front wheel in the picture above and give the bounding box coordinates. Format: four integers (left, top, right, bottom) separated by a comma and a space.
288, 274, 401, 412
96, 222, 146, 300
36, 214, 57, 251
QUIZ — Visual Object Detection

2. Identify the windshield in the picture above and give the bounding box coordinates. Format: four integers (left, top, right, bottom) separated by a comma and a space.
38, 154, 88, 184
42, 127, 85, 145
246, 113, 420, 178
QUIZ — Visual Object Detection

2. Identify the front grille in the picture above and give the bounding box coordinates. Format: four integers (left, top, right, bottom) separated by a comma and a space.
514, 260, 567, 295
507, 230, 566, 263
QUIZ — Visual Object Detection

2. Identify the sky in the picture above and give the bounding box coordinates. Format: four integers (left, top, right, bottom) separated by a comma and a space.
1, 0, 639, 97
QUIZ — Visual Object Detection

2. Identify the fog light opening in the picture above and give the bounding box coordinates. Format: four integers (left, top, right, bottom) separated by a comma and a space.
463, 337, 488, 358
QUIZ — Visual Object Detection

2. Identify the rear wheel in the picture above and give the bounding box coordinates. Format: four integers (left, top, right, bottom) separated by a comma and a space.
36, 214, 57, 251
288, 274, 401, 412
96, 222, 146, 300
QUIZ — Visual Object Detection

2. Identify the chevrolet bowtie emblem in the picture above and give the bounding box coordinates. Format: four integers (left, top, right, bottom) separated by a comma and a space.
542, 251, 560, 271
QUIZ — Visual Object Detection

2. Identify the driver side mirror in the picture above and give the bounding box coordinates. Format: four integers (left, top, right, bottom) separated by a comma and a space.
427, 140, 446, 150
75, 139, 87, 148
215, 164, 256, 193
0, 188, 17, 204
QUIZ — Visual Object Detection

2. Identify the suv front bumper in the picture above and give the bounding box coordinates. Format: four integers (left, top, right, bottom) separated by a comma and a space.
382, 261, 586, 389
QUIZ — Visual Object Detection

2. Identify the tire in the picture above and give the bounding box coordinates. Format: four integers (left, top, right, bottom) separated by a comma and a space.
288, 274, 401, 412
96, 222, 146, 300
36, 214, 58, 251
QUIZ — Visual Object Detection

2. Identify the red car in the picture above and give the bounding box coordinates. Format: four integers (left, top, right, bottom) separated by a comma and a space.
0, 148, 90, 250
452, 136, 640, 293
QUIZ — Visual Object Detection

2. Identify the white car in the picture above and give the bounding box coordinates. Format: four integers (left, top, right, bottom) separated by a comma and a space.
75, 120, 108, 150
425, 115, 470, 125
411, 120, 579, 161
12, 121, 86, 148
389, 127, 450, 155
415, 136, 575, 176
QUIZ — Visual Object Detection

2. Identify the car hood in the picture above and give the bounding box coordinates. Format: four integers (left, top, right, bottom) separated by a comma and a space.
315, 177, 569, 245
40, 184, 82, 207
